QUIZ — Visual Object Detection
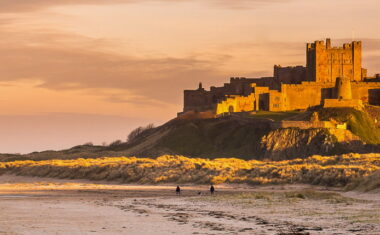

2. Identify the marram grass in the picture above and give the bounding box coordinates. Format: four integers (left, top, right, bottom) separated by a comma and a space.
0, 154, 379, 187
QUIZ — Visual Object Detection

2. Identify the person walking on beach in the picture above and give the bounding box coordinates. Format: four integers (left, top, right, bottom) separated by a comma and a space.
210, 185, 215, 195
176, 186, 181, 195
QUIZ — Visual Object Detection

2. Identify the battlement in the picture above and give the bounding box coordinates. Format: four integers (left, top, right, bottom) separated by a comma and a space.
274, 65, 305, 69
230, 77, 252, 82
307, 38, 361, 50
281, 81, 334, 88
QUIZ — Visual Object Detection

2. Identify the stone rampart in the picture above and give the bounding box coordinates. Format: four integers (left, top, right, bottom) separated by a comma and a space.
323, 99, 363, 109
216, 94, 255, 114
281, 82, 334, 110
270, 121, 336, 130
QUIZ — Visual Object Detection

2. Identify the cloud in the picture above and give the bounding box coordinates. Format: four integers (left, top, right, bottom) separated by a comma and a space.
210, 0, 291, 9
0, 27, 226, 105
0, 0, 292, 13
2, 21, 379, 109
2, 24, 307, 107
0, 0, 132, 13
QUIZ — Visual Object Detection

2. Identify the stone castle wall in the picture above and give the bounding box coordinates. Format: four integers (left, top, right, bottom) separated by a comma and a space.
183, 89, 215, 112
279, 82, 335, 111
352, 82, 380, 105
274, 65, 309, 84
218, 80, 380, 113
270, 121, 336, 129
216, 94, 255, 114
182, 39, 380, 115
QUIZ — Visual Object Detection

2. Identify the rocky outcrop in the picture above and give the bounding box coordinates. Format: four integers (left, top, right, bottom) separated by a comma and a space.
260, 128, 335, 160
260, 127, 365, 160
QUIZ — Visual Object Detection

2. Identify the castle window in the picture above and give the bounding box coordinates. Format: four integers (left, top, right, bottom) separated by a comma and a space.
273, 104, 279, 108
275, 97, 280, 101
212, 95, 217, 103
228, 106, 234, 113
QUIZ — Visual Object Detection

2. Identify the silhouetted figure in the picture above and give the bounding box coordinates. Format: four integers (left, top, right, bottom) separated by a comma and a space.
210, 185, 215, 195
176, 186, 181, 195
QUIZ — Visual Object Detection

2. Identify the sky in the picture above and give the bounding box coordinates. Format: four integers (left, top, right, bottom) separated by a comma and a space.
1, 0, 380, 153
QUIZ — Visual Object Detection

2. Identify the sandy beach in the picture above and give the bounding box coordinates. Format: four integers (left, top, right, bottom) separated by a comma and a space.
0, 174, 379, 235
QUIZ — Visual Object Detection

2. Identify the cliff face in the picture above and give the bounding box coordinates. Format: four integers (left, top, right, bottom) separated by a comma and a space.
260, 128, 334, 160
259, 124, 366, 160
114, 116, 366, 160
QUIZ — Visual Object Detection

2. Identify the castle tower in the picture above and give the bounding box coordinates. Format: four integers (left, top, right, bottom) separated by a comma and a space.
306, 39, 364, 83
335, 77, 352, 100
324, 76, 362, 109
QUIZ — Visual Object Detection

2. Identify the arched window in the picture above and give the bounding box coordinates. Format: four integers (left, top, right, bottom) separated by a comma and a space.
228, 106, 234, 113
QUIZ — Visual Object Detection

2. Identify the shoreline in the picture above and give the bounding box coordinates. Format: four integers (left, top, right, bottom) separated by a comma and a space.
0, 174, 379, 234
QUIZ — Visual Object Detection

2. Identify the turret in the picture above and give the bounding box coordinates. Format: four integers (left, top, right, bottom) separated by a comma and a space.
335, 77, 352, 100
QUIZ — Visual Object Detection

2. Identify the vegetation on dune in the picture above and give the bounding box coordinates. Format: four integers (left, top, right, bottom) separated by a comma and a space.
127, 123, 155, 143
347, 170, 380, 192
1, 154, 379, 188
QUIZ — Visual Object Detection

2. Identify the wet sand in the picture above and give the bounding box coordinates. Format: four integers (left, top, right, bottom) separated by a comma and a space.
0, 174, 379, 235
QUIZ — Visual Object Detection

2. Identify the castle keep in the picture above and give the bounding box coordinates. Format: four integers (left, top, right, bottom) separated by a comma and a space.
182, 39, 380, 115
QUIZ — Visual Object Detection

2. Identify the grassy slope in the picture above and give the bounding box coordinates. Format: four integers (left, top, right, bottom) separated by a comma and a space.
318, 108, 380, 144
138, 118, 269, 159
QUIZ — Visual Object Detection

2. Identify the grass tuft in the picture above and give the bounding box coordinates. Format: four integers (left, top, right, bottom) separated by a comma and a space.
1, 154, 380, 189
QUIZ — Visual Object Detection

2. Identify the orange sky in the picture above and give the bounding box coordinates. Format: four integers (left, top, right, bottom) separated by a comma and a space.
1, 0, 380, 153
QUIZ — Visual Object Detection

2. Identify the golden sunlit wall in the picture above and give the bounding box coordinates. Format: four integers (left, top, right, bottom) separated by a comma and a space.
216, 94, 256, 114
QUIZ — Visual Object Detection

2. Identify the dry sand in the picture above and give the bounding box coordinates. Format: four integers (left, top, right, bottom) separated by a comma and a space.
0, 174, 379, 235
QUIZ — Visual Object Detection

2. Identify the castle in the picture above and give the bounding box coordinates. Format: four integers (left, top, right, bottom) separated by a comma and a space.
181, 39, 380, 115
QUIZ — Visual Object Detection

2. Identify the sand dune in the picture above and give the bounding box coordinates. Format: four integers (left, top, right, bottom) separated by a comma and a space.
1, 154, 380, 187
